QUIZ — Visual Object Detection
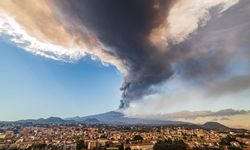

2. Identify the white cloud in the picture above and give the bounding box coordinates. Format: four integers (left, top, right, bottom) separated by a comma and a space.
150, 0, 239, 48
0, 14, 85, 61
0, 13, 127, 73
0, 0, 126, 72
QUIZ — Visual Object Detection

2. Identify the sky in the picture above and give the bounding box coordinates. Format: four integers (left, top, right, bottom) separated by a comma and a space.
0, 0, 250, 128
0, 37, 121, 120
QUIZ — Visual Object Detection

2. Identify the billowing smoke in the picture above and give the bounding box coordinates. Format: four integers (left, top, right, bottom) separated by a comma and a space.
50, 0, 176, 108
1, 0, 249, 109
49, 0, 241, 108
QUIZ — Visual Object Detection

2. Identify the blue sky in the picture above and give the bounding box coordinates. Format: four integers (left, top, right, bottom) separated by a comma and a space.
0, 38, 122, 121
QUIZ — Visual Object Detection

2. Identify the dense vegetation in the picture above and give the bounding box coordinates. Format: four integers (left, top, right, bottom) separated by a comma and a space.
153, 139, 188, 150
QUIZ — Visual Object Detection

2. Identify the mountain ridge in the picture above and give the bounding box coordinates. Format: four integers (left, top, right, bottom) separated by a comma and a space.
66, 111, 183, 125
0, 111, 247, 132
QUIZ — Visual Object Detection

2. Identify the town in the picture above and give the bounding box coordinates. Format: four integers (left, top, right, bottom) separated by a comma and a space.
0, 123, 249, 150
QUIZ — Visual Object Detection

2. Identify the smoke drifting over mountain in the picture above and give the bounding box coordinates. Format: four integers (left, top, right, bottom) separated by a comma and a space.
125, 108, 250, 121
1, 0, 250, 109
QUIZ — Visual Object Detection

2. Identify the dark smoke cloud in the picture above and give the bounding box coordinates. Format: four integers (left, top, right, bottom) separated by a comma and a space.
51, 0, 175, 108
167, 0, 250, 90
49, 0, 250, 108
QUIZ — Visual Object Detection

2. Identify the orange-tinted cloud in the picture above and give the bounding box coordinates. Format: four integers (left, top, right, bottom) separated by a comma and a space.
0, 0, 126, 71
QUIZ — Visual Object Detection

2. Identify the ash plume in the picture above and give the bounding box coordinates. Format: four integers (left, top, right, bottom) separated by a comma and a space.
51, 0, 175, 108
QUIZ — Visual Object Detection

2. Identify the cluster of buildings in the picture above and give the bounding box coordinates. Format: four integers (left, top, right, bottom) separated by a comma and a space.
0, 124, 249, 150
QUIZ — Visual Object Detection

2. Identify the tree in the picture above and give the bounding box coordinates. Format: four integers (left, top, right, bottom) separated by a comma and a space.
31, 143, 47, 149
153, 139, 188, 150
76, 140, 87, 150
118, 144, 124, 150
132, 135, 143, 142
219, 135, 243, 150
125, 147, 131, 150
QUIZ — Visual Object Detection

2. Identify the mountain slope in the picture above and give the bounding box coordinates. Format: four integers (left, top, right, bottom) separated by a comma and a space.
16, 117, 76, 124
201, 122, 230, 130
10, 112, 247, 132
67, 111, 183, 125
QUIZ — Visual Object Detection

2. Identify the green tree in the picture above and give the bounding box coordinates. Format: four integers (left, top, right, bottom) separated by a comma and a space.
132, 135, 143, 142
125, 147, 131, 150
31, 143, 47, 149
76, 140, 87, 150
153, 139, 188, 150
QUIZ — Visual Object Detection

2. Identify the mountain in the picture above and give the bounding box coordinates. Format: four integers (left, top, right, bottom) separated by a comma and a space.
36, 117, 67, 124
7, 112, 247, 132
13, 111, 182, 125
201, 122, 230, 130
66, 112, 247, 131
67, 111, 183, 125
83, 118, 100, 124
201, 122, 247, 132
15, 117, 76, 125
68, 111, 122, 122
